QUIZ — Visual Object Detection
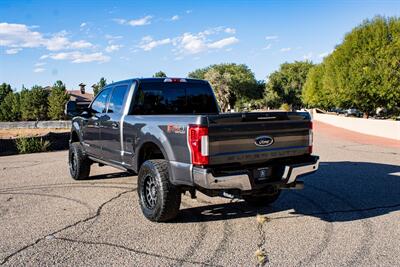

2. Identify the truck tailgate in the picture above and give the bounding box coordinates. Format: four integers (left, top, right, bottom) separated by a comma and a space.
207, 112, 311, 165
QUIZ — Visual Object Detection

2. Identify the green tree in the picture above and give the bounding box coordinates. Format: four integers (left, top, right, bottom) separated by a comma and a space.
0, 91, 20, 121
93, 77, 107, 96
265, 61, 314, 109
0, 83, 12, 104
188, 68, 209, 79
48, 80, 69, 120
324, 16, 400, 117
302, 63, 334, 109
189, 63, 258, 108
204, 68, 232, 112
153, 71, 167, 78
20, 86, 49, 121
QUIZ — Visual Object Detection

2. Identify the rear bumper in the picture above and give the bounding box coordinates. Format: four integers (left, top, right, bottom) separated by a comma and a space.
193, 155, 319, 191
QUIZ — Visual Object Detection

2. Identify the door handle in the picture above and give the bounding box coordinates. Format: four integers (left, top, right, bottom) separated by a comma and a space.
111, 122, 119, 129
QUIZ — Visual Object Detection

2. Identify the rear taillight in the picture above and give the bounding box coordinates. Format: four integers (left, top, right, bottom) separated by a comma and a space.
308, 121, 313, 154
188, 125, 209, 165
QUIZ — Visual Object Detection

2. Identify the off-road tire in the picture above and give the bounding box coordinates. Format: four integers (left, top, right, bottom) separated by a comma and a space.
69, 142, 91, 180
137, 159, 181, 222
243, 190, 281, 207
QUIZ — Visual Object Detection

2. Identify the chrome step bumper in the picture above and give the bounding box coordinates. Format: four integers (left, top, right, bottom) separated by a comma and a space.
193, 156, 319, 191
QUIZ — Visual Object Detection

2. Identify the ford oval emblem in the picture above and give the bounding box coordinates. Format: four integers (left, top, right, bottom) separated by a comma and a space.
255, 136, 274, 147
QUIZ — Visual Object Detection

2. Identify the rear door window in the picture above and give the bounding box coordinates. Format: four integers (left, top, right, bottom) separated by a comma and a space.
108, 85, 128, 114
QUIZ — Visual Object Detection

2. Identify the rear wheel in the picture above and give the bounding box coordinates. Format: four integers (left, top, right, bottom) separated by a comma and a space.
137, 159, 181, 222
69, 142, 91, 180
243, 190, 281, 207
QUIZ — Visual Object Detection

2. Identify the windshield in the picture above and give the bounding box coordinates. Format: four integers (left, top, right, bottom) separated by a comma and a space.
130, 82, 219, 115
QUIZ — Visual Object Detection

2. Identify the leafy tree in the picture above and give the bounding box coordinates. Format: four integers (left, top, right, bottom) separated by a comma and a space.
153, 71, 167, 78
0, 91, 20, 121
20, 86, 49, 121
0, 83, 12, 104
265, 61, 314, 109
189, 63, 258, 108
328, 16, 400, 117
48, 80, 69, 120
204, 68, 232, 112
304, 16, 400, 117
188, 68, 209, 79
93, 77, 107, 96
302, 63, 334, 109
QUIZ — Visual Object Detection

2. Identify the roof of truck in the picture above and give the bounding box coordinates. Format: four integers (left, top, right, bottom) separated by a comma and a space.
107, 77, 208, 87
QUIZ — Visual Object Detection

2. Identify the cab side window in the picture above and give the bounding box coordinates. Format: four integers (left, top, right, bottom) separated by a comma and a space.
91, 88, 111, 113
108, 85, 128, 114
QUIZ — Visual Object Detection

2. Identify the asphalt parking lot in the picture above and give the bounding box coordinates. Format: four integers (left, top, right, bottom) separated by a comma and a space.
0, 123, 399, 266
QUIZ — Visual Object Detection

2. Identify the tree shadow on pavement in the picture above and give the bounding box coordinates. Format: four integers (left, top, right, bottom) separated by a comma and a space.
178, 161, 400, 223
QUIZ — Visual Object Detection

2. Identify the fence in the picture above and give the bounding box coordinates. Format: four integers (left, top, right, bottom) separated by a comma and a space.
313, 112, 400, 141
0, 120, 71, 129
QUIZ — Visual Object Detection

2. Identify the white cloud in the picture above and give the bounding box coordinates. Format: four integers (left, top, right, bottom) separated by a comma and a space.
171, 15, 179, 21
113, 18, 127, 24
35, 62, 46, 67
138, 36, 171, 51
5, 48, 21, 54
105, 44, 123, 53
0, 22, 45, 48
105, 34, 122, 40
262, 44, 272, 50
115, 16, 152, 26
177, 33, 207, 54
186, 10, 193, 14
224, 27, 236, 34
318, 51, 331, 58
42, 51, 110, 63
280, 47, 292, 52
208, 37, 239, 49
302, 52, 313, 60
80, 22, 87, 28
174, 28, 240, 55
0, 22, 93, 52
265, 35, 278, 40
33, 68, 45, 73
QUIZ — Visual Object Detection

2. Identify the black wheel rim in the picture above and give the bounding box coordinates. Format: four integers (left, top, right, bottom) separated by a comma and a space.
143, 175, 157, 209
69, 150, 77, 174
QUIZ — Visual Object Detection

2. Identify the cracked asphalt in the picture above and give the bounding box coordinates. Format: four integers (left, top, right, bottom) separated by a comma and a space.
0, 123, 399, 266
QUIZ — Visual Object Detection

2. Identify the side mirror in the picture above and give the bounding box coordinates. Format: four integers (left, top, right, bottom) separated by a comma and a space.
65, 100, 79, 118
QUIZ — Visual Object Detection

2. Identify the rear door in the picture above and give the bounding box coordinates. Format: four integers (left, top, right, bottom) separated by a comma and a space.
207, 112, 312, 165
100, 84, 130, 163
83, 87, 112, 156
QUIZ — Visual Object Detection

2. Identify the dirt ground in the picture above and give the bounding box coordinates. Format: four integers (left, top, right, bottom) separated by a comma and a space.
0, 128, 69, 139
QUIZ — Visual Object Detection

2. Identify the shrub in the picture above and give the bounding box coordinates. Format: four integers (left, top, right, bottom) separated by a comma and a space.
15, 137, 51, 154
279, 103, 291, 111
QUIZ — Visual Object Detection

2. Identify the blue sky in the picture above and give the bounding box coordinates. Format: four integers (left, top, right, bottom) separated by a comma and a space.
1, 0, 399, 91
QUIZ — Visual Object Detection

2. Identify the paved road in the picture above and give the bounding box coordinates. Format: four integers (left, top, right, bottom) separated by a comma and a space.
0, 123, 399, 266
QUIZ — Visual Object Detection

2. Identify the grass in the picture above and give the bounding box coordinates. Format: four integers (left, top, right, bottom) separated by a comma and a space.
0, 128, 69, 139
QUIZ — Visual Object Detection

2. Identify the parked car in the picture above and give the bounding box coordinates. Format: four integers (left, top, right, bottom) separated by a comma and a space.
344, 108, 362, 117
66, 78, 319, 222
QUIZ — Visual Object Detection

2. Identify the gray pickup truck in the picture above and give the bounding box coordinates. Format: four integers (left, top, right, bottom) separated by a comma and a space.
66, 77, 319, 222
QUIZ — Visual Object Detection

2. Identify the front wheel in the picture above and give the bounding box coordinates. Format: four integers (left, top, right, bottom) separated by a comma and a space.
137, 160, 181, 222
243, 190, 281, 207
69, 142, 91, 180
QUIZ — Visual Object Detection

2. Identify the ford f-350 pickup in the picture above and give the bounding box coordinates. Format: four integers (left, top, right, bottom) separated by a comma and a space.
66, 77, 319, 222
